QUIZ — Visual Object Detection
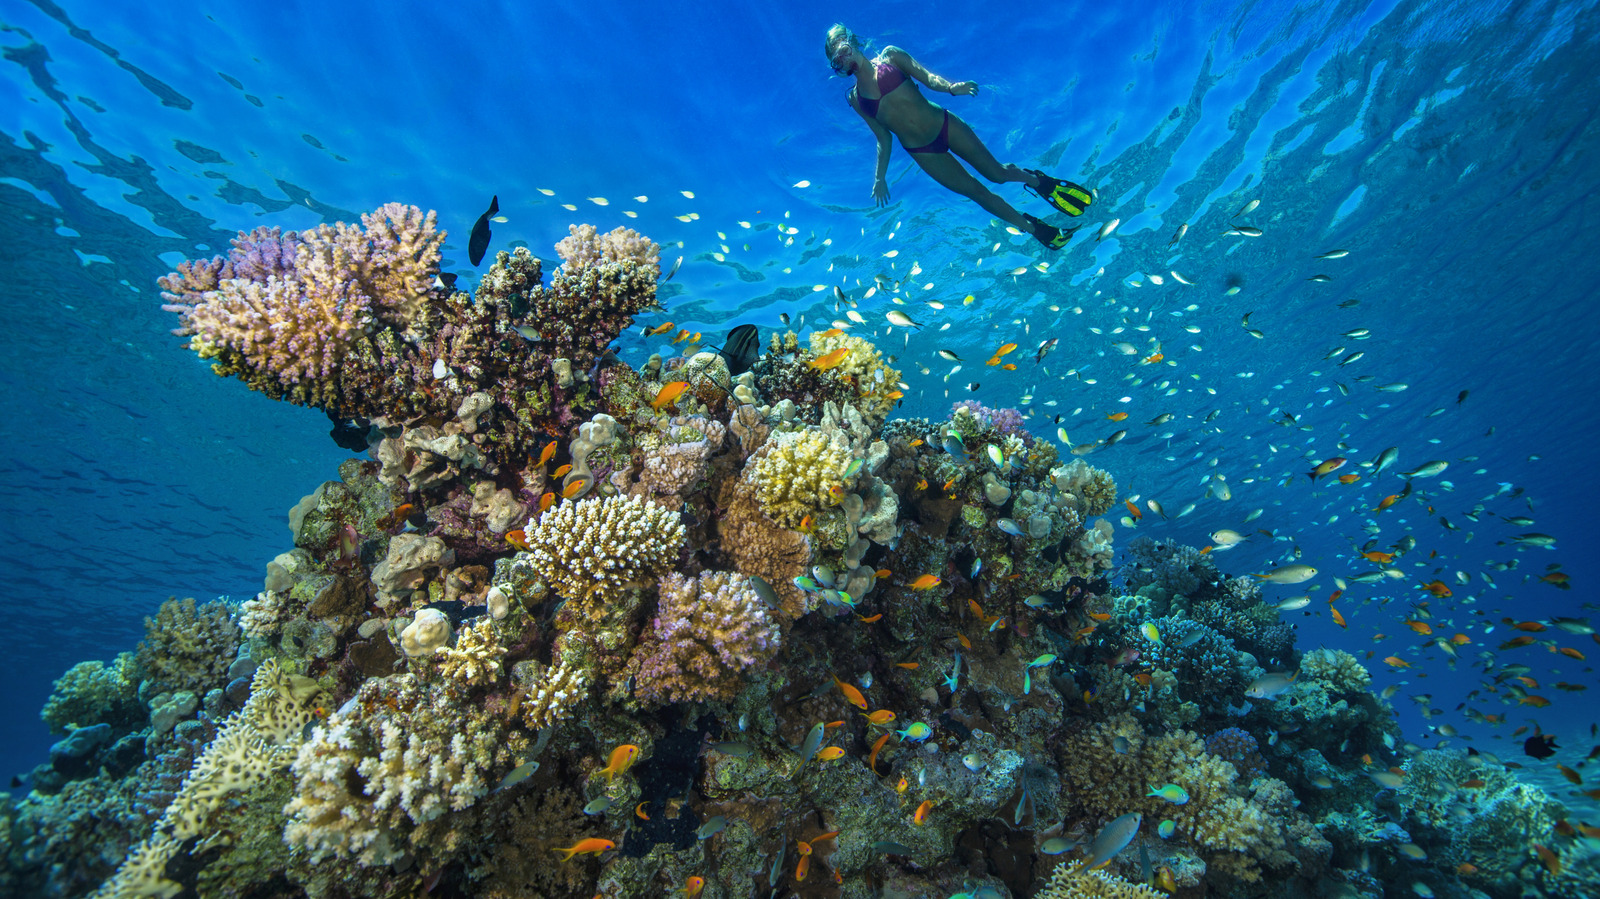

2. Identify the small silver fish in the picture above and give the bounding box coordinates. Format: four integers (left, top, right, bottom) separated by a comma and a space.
1097, 218, 1120, 241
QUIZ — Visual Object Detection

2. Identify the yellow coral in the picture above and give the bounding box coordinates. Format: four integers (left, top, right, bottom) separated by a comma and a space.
437, 619, 507, 686
806, 331, 902, 424
1037, 866, 1165, 899
1058, 715, 1302, 883
747, 428, 851, 530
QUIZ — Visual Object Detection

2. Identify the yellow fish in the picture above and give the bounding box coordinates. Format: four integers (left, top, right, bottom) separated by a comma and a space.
809, 347, 851, 370
652, 381, 690, 410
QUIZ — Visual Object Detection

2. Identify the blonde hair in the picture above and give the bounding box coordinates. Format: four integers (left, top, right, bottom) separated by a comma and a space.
824, 24, 863, 63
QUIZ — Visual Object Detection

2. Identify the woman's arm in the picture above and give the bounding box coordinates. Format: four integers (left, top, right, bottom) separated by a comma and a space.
849, 93, 896, 205
884, 46, 978, 96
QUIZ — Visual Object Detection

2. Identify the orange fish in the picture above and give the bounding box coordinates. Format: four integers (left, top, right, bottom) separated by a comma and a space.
986, 356, 1003, 367
390, 503, 416, 524
811, 830, 841, 845
554, 838, 615, 861
1001, 362, 1017, 370
636, 802, 650, 820
1405, 620, 1433, 635
895, 662, 919, 670
1133, 672, 1152, 686
818, 328, 846, 338
833, 675, 868, 710
942, 476, 958, 491
1459, 779, 1486, 789
539, 492, 556, 513
1330, 607, 1348, 629
857, 613, 883, 623
1518, 695, 1551, 708
1383, 656, 1410, 668
1362, 550, 1394, 563
1337, 473, 1361, 484
863, 710, 896, 726
1087, 611, 1112, 623
815, 746, 846, 762
797, 839, 813, 856
561, 479, 588, 499
1499, 635, 1536, 649
913, 799, 934, 825
1558, 647, 1586, 660
809, 347, 851, 370
875, 568, 892, 579
537, 440, 558, 466
676, 876, 704, 898
914, 477, 929, 491
1124, 500, 1143, 520
1329, 589, 1344, 603
798, 514, 815, 533
1450, 633, 1472, 645
956, 632, 972, 649
1106, 412, 1129, 422
599, 744, 639, 783
647, 321, 675, 336
1556, 764, 1582, 785
553, 463, 574, 479
1422, 581, 1452, 598
909, 574, 942, 591
671, 329, 692, 344
869, 732, 891, 773
995, 342, 1018, 357
908, 438, 924, 447
652, 381, 690, 411
1140, 352, 1164, 365
1513, 621, 1547, 632
1374, 494, 1401, 512
1539, 572, 1570, 588
1308, 457, 1347, 480
795, 854, 810, 882
505, 529, 530, 551
1533, 843, 1561, 876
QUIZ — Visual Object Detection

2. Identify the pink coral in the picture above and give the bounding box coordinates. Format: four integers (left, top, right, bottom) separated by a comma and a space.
160, 203, 442, 386
627, 571, 780, 705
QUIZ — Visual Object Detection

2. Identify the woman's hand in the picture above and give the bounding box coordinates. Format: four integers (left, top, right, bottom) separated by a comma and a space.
949, 81, 979, 96
872, 176, 890, 207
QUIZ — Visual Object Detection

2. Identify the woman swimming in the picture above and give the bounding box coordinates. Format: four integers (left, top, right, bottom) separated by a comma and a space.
824, 24, 1092, 249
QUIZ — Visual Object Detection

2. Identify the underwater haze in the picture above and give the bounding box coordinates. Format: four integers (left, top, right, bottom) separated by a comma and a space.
2, 0, 1598, 896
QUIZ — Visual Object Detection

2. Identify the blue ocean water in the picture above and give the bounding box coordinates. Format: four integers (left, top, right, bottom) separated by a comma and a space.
2, 0, 1597, 893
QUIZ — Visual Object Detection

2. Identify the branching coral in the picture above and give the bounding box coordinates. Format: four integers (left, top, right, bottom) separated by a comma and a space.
1053, 458, 1118, 517
1301, 648, 1372, 694
41, 655, 142, 734
806, 330, 902, 425
435, 619, 507, 686
1037, 866, 1165, 899
627, 571, 781, 705
134, 596, 240, 696
518, 494, 685, 606
160, 204, 442, 401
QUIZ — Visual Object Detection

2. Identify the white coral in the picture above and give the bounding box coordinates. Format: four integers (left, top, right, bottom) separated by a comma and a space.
521, 494, 684, 604
436, 619, 506, 685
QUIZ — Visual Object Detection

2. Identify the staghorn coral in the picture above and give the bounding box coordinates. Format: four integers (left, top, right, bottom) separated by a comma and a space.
627, 571, 781, 705
134, 596, 240, 697
1058, 715, 1307, 884
746, 427, 852, 530
160, 204, 442, 402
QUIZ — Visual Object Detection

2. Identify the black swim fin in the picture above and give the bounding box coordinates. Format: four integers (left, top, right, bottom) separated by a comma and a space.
1025, 170, 1093, 217
1025, 214, 1075, 250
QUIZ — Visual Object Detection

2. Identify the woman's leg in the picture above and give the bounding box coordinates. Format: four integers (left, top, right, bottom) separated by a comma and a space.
945, 114, 1038, 187
907, 151, 1033, 232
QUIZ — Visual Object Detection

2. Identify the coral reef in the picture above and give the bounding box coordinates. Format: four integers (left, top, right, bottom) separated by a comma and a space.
626, 571, 781, 705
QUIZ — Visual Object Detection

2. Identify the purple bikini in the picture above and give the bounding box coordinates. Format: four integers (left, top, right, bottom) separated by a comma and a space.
853, 61, 951, 155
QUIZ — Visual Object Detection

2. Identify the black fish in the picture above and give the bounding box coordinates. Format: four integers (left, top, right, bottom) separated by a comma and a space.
719, 324, 760, 376
328, 415, 371, 452
468, 195, 498, 266
1524, 733, 1558, 760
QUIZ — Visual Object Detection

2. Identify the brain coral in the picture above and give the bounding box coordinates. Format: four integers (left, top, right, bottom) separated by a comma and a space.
1058, 715, 1304, 884
519, 494, 685, 605
746, 427, 852, 530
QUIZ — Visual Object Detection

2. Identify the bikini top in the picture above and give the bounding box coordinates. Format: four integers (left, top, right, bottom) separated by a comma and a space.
854, 61, 907, 118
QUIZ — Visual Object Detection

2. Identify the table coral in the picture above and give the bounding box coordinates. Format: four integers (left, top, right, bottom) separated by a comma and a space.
627, 571, 781, 705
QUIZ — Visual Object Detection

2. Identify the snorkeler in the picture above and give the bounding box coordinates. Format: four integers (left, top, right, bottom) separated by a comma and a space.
825, 24, 1092, 249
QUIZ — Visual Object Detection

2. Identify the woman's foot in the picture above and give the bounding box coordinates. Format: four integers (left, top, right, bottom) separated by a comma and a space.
1025, 170, 1094, 216
1026, 214, 1074, 250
